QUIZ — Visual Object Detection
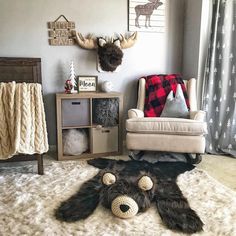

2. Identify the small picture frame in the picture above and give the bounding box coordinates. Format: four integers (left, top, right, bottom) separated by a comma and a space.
77, 76, 98, 92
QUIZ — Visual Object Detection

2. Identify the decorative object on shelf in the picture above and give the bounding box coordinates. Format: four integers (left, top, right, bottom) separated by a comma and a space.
75, 32, 138, 72
101, 81, 114, 92
64, 79, 73, 93
48, 15, 76, 45
77, 76, 97, 92
62, 129, 88, 155
69, 61, 77, 93
55, 158, 203, 234
128, 0, 165, 33
92, 98, 119, 126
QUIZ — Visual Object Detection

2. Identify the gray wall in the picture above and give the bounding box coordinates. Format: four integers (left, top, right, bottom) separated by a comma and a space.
182, 0, 211, 107
182, 0, 203, 80
0, 0, 185, 145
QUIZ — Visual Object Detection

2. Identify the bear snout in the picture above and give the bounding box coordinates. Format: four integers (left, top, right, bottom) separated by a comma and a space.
111, 195, 139, 219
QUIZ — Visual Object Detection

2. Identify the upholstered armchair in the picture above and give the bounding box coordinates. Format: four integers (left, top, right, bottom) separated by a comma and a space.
126, 78, 207, 164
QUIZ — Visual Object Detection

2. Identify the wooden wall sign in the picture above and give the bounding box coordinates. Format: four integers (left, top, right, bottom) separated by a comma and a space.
48, 15, 75, 46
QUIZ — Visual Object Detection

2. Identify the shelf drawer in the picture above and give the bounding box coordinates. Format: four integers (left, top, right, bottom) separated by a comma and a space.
61, 99, 90, 127
92, 126, 118, 153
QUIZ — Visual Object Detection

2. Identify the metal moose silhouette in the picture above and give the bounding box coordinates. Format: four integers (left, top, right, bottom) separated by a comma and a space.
135, 0, 163, 28
75, 32, 137, 72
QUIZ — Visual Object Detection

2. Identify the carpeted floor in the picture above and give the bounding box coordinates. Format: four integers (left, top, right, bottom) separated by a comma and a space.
198, 154, 236, 191
0, 157, 236, 236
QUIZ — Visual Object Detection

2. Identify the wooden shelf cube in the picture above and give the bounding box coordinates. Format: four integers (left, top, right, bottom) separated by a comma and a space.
56, 92, 123, 160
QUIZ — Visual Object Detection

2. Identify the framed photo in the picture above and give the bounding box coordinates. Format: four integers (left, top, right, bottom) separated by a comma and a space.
128, 0, 166, 33
77, 75, 98, 92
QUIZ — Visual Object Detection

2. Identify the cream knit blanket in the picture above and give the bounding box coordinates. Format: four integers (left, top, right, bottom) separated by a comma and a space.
0, 82, 49, 159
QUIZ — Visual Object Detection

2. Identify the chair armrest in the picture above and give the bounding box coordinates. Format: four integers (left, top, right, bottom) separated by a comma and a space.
186, 78, 198, 111
128, 109, 144, 119
137, 78, 146, 111
190, 110, 206, 121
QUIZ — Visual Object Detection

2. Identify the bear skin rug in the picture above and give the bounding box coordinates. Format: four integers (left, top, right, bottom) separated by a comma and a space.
1, 157, 236, 236
55, 158, 203, 234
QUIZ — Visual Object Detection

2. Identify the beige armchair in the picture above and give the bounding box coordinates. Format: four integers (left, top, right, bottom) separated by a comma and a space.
126, 78, 207, 164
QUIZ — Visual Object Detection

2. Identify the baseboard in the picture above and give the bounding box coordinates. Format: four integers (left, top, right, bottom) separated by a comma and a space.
49, 143, 127, 158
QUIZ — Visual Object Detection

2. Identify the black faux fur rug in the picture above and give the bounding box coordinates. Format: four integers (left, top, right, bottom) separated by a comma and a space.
0, 159, 236, 235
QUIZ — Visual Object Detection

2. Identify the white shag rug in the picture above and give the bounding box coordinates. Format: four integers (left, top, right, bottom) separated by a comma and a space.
0, 160, 236, 236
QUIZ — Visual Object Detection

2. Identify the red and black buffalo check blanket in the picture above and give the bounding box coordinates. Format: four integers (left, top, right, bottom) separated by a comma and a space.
143, 74, 190, 117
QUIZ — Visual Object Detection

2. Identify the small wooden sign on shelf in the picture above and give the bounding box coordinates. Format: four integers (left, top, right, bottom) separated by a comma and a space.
48, 15, 76, 46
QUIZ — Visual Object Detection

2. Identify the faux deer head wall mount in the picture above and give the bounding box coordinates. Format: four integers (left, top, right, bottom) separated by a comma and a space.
75, 32, 138, 72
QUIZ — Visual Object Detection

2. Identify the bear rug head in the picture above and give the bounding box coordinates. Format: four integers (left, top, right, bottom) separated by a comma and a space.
55, 158, 203, 234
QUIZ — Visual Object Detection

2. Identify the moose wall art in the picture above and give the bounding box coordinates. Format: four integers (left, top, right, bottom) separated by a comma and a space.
129, 0, 165, 33
75, 32, 138, 72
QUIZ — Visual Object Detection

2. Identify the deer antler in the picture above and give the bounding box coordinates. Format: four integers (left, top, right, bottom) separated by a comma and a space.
75, 32, 97, 50
119, 32, 138, 49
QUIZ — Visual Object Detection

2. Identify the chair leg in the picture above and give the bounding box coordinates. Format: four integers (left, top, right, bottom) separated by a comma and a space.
36, 154, 44, 175
128, 150, 144, 160
193, 154, 202, 164
184, 153, 202, 164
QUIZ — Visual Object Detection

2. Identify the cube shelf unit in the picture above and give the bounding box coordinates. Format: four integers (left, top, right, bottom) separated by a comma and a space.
56, 92, 123, 160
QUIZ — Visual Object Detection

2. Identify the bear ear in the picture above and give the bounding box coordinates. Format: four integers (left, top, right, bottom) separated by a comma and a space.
87, 158, 118, 169
113, 38, 121, 48
97, 37, 107, 47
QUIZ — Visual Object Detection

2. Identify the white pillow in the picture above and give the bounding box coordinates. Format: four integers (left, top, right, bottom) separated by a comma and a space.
63, 129, 88, 155
160, 84, 189, 118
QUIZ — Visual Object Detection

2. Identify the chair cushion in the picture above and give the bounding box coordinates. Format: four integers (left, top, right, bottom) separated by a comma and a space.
126, 117, 207, 136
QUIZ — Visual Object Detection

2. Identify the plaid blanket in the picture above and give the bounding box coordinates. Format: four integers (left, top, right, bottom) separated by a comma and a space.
144, 74, 189, 117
